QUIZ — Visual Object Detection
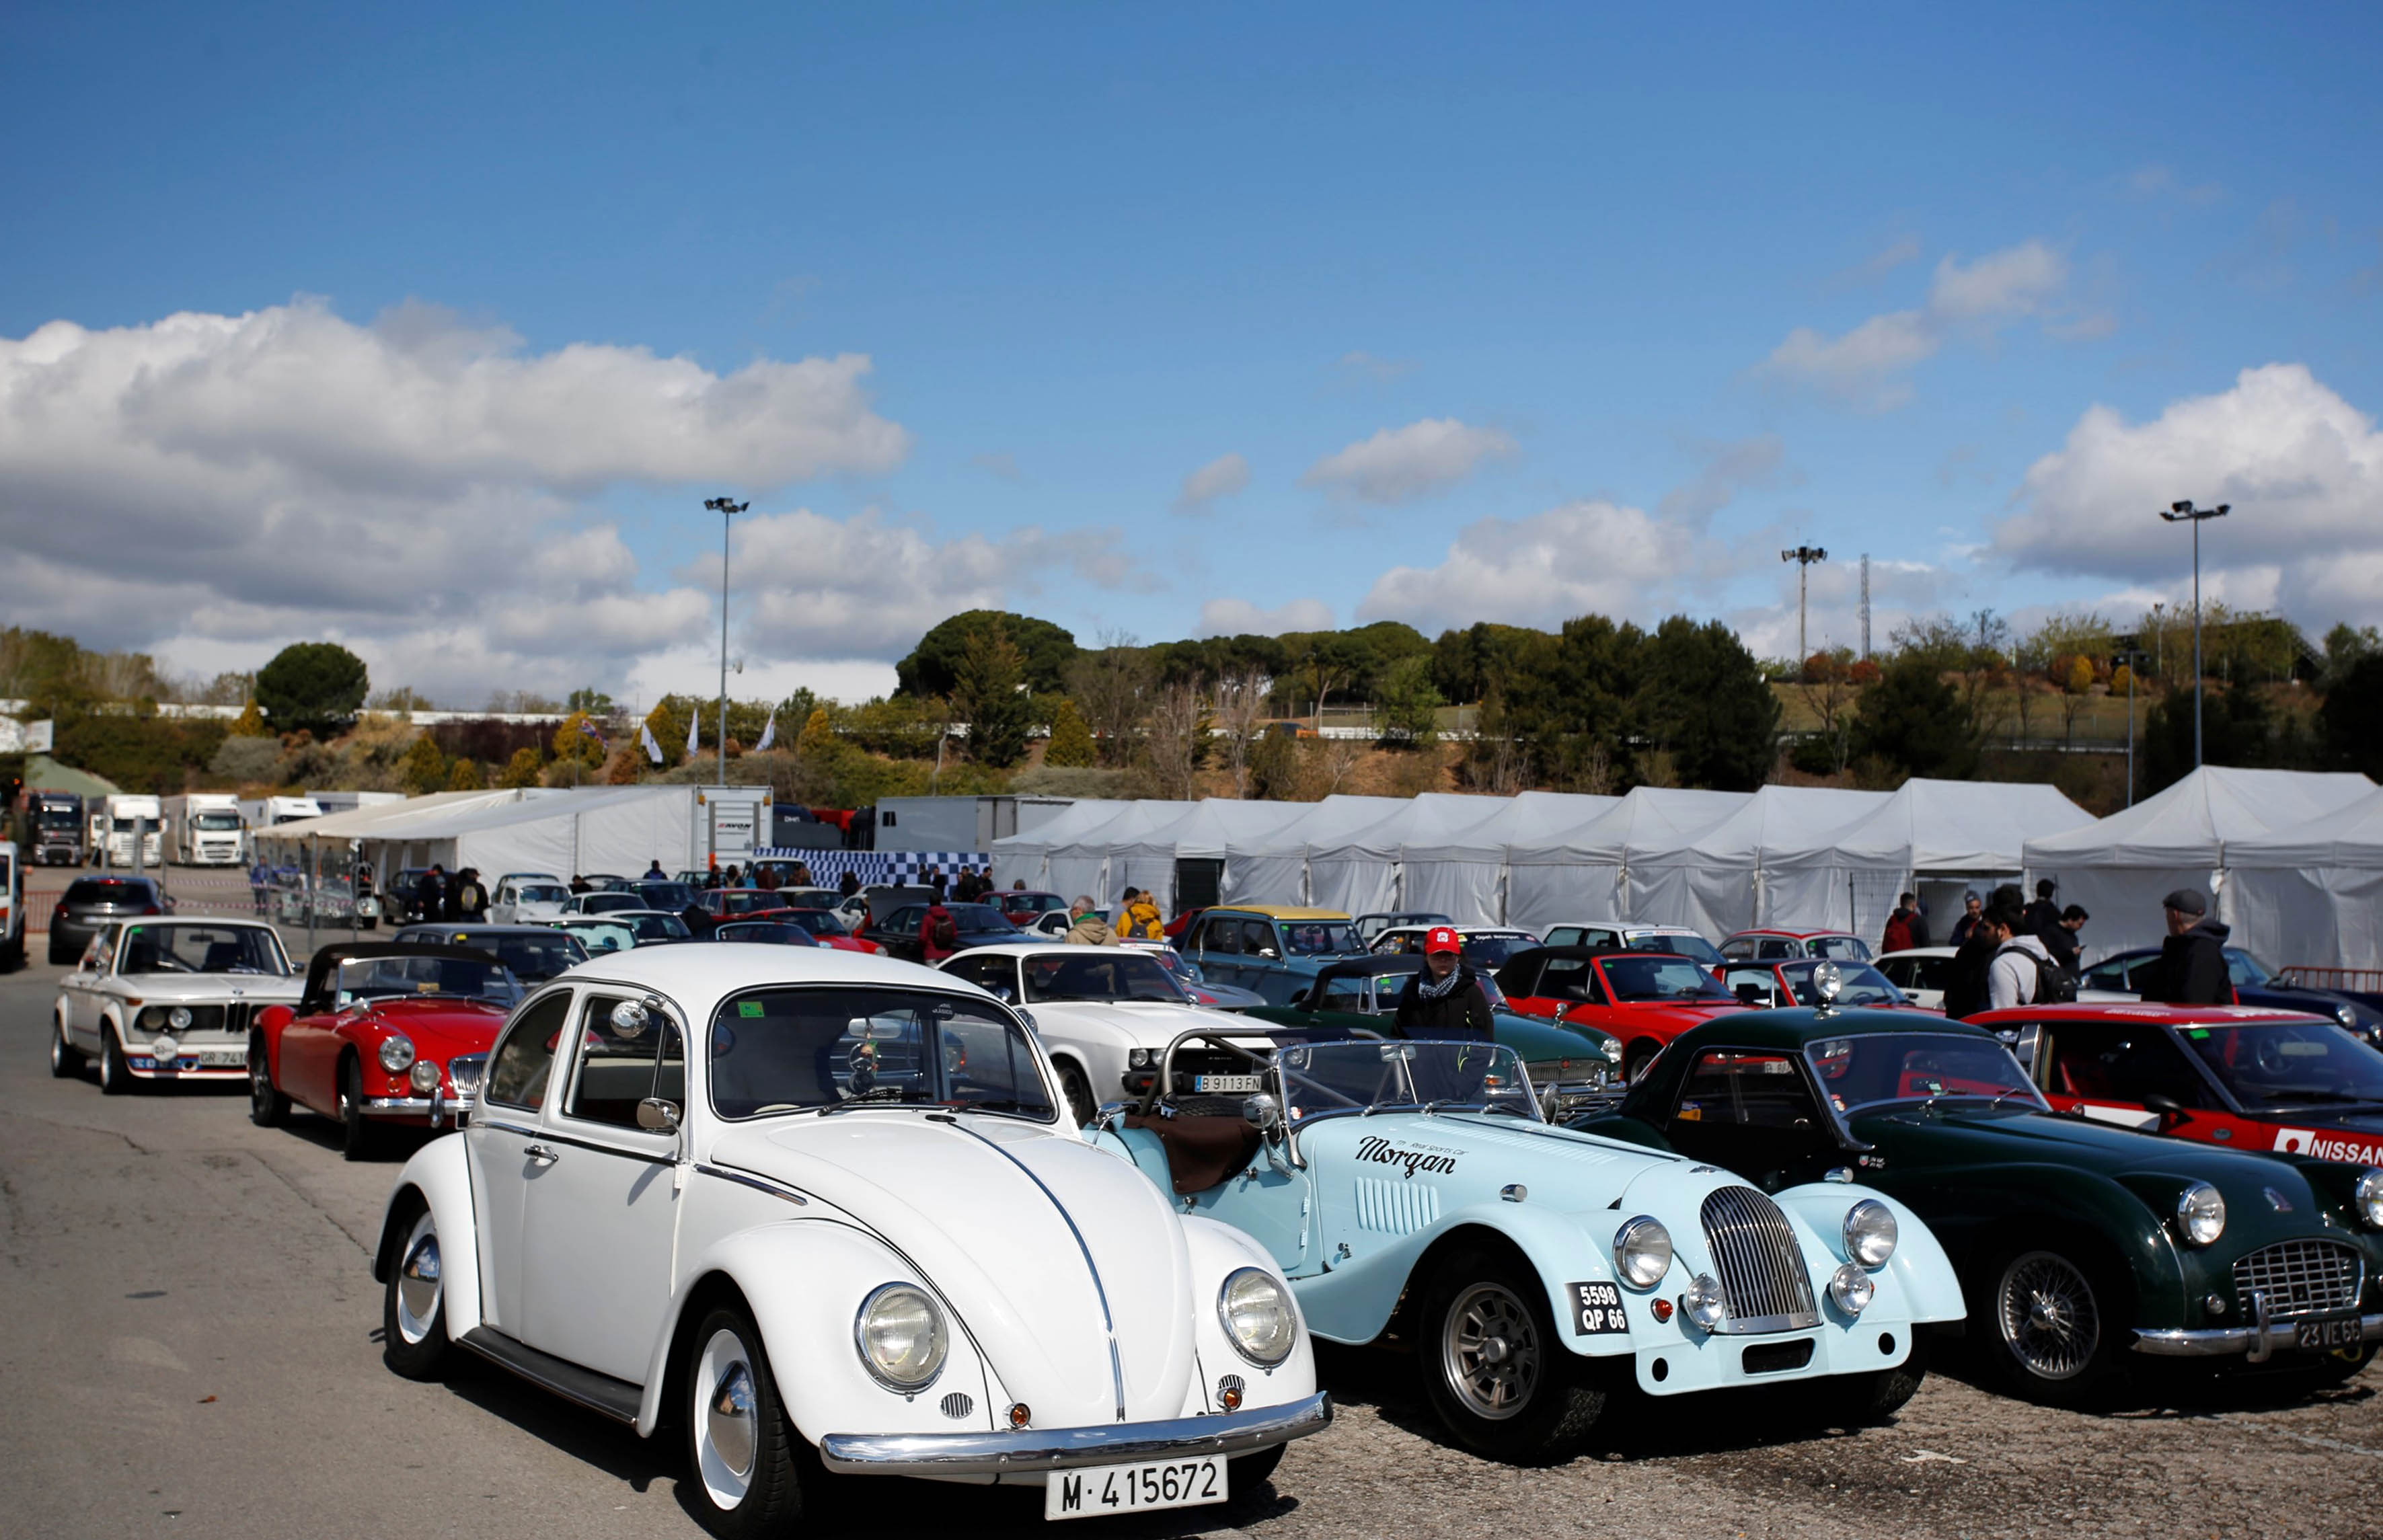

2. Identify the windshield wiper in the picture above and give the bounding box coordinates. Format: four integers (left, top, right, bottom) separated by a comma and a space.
821, 1087, 929, 1114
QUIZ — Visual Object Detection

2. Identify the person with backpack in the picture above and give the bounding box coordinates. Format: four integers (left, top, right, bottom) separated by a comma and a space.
921, 898, 960, 963
1118, 887, 1164, 941
1987, 901, 2071, 1010
1881, 892, 1923, 954
456, 868, 488, 921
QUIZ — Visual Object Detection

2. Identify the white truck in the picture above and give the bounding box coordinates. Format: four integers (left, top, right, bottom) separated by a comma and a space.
259, 794, 324, 827
165, 794, 247, 865
103, 794, 165, 868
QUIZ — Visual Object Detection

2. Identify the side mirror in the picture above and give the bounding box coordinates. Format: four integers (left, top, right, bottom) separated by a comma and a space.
2141, 1092, 2185, 1124
1242, 1092, 1282, 1133
636, 1098, 683, 1132
1258, 948, 1279, 960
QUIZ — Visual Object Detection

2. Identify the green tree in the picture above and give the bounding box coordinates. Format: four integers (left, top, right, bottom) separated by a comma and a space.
447, 757, 485, 790
1044, 697, 1097, 767
2144, 683, 2280, 792
1503, 615, 1642, 790
2322, 654, 2383, 779
1850, 656, 1980, 780
897, 610, 1078, 697
2321, 623, 2381, 688
398, 734, 449, 794
952, 623, 1032, 767
566, 685, 615, 717
497, 746, 545, 788
1638, 617, 1780, 790
1375, 654, 1444, 748
254, 642, 369, 735
1063, 641, 1155, 767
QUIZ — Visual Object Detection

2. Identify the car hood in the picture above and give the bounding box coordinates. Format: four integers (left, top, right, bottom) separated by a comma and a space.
1593, 1000, 1745, 1025
1026, 999, 1227, 1044
351, 997, 510, 1054
706, 1113, 1196, 1425
109, 974, 303, 1003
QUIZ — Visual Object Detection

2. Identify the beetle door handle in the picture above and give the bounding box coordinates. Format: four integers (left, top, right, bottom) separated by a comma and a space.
525, 1144, 560, 1165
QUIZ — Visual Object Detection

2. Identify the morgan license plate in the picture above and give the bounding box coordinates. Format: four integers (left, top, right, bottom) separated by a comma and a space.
1046, 1457, 1226, 1520
2294, 1314, 2363, 1350
1194, 1074, 1262, 1093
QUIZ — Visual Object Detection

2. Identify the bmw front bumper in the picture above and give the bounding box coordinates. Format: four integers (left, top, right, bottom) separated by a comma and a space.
818, 1392, 1330, 1475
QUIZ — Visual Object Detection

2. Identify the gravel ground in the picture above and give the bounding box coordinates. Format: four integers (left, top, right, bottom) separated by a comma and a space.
5, 950, 2380, 1540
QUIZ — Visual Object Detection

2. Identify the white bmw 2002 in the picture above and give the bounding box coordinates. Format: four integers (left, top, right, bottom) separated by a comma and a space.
373, 944, 1328, 1533
936, 944, 1278, 1124
51, 919, 302, 1092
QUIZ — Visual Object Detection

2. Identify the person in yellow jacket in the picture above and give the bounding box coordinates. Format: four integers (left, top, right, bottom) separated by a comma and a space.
1117, 887, 1165, 941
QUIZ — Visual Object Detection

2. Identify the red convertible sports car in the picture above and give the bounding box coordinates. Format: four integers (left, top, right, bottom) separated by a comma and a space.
1492, 946, 1748, 1080
249, 944, 521, 1160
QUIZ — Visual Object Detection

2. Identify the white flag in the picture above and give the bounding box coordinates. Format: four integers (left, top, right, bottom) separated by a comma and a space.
755, 707, 777, 753
640, 723, 663, 764
685, 707, 699, 758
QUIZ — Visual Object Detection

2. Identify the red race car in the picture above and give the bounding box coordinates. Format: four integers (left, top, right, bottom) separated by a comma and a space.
1974, 1001, 2383, 1176
1492, 946, 1747, 1081
249, 943, 521, 1160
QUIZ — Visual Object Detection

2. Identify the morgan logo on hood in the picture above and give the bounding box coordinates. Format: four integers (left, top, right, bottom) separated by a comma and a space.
1355, 1136, 1458, 1180
2275, 1127, 2383, 1164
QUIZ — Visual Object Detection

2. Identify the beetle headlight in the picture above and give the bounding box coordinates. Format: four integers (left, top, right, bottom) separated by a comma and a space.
1827, 1263, 1875, 1316
1681, 1272, 1727, 1331
1613, 1217, 1673, 1291
855, 1283, 948, 1390
2175, 1181, 2226, 1247
1218, 1267, 1297, 1367
379, 1034, 417, 1074
409, 1060, 441, 1093
2356, 1169, 2383, 1230
1842, 1199, 1898, 1268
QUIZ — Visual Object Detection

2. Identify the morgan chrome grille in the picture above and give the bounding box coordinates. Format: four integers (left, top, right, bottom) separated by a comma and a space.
1699, 1186, 1819, 1334
2233, 1239, 2363, 1320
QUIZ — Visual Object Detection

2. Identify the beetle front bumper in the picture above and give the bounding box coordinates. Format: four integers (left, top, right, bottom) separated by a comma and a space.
819, 1392, 1330, 1475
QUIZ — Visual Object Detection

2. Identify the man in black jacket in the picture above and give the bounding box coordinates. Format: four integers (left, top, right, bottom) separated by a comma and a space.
1394, 927, 1496, 1040
2140, 888, 2232, 1005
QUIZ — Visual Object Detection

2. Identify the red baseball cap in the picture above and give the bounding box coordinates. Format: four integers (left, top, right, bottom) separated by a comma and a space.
1424, 926, 1461, 954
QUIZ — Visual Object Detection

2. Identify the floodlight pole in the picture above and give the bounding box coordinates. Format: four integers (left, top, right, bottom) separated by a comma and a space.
705, 498, 749, 791
1781, 545, 1828, 667
2158, 501, 2230, 768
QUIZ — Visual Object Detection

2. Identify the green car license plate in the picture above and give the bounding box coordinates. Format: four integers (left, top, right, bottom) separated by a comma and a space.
1046, 1457, 1225, 1520
1193, 1074, 1261, 1093
2294, 1314, 2363, 1350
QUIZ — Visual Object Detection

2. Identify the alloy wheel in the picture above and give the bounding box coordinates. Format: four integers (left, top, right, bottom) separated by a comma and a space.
1442, 1280, 1542, 1420
1997, 1251, 2100, 1380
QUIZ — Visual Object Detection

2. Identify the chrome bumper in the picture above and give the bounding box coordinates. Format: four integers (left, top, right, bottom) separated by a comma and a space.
819, 1392, 1330, 1476
363, 1090, 478, 1128
2133, 1312, 2383, 1362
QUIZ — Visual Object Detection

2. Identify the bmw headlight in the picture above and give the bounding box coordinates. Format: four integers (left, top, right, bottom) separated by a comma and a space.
1218, 1267, 1297, 1367
167, 1007, 192, 1030
137, 1006, 168, 1030
1613, 1216, 1673, 1291
379, 1034, 417, 1074
1128, 1048, 1153, 1069
1842, 1199, 1898, 1268
1681, 1272, 1727, 1332
2175, 1181, 2226, 1247
1827, 1262, 1875, 1316
409, 1060, 441, 1093
855, 1282, 948, 1390
2356, 1169, 2383, 1230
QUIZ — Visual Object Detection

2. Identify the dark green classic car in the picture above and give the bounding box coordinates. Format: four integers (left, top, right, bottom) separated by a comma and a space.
1234, 954, 1624, 1097
1574, 1005, 2383, 1403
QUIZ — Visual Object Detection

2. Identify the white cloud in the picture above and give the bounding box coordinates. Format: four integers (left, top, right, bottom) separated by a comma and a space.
1198, 596, 1334, 636
1355, 500, 1696, 634
1997, 363, 2383, 625
1173, 451, 1250, 514
1760, 239, 2075, 408
1301, 418, 1516, 505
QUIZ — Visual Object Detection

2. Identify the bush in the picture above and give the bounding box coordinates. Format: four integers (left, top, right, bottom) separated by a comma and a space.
398, 734, 449, 794
211, 734, 283, 784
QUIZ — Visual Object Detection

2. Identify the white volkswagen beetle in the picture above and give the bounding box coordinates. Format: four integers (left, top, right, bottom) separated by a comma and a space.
373, 944, 1327, 1532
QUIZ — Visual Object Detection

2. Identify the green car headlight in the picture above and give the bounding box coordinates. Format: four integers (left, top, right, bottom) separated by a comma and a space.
2174, 1181, 2226, 1247
2356, 1169, 2383, 1231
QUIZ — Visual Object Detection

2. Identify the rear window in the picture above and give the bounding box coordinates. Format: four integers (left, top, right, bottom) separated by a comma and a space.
63, 879, 153, 905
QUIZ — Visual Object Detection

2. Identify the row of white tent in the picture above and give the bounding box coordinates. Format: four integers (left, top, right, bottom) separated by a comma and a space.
988, 767, 2383, 969
252, 785, 723, 882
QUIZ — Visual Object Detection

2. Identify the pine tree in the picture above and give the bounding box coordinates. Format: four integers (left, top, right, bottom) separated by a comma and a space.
952, 623, 1031, 767
796, 705, 836, 759
498, 746, 544, 788
1045, 697, 1096, 767
447, 757, 484, 790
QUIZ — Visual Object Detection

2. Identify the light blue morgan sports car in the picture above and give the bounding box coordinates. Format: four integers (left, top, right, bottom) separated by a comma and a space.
1087, 1032, 1965, 1461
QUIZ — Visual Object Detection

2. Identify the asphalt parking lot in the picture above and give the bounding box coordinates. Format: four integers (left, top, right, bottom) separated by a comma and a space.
7, 946, 2383, 1540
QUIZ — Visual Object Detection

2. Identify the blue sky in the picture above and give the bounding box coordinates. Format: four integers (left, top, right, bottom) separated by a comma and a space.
4, 3, 2378, 705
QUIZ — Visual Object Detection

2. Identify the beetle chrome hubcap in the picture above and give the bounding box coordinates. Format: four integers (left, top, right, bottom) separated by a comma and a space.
1444, 1282, 1540, 1420
693, 1328, 759, 1508
394, 1217, 441, 1344
1998, 1252, 2098, 1381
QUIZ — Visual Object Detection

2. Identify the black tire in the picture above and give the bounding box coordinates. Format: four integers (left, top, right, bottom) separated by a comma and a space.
249, 1035, 290, 1126
1623, 1040, 1662, 1083
1814, 1339, 1928, 1426
48, 937, 75, 966
1226, 1441, 1286, 1496
99, 1030, 135, 1095
1058, 1062, 1097, 1126
683, 1305, 807, 1539
1972, 1245, 2125, 1406
1416, 1247, 1605, 1462
0, 935, 23, 972
338, 1056, 377, 1161
50, 1015, 84, 1078
382, 1205, 451, 1380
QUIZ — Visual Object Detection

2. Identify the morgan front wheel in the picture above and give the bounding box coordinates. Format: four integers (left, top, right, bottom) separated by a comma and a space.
1418, 1248, 1605, 1462
684, 1307, 806, 1539
382, 1207, 451, 1380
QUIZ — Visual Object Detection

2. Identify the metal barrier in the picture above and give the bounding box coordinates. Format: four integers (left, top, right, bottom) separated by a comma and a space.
2276, 966, 2383, 993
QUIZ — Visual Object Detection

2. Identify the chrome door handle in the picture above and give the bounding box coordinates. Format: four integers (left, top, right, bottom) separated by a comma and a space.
525, 1144, 560, 1165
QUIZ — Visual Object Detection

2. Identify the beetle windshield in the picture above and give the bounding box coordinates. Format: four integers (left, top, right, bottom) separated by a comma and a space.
120, 923, 289, 975
1779, 960, 1909, 1008
1602, 956, 1735, 1003
709, 986, 1055, 1122
563, 921, 638, 953
2179, 1018, 2383, 1109
1805, 1032, 2045, 1113
337, 954, 519, 1007
1278, 1039, 1542, 1122
1023, 951, 1186, 1003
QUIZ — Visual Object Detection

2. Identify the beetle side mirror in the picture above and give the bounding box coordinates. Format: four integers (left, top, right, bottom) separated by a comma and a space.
636, 1098, 683, 1132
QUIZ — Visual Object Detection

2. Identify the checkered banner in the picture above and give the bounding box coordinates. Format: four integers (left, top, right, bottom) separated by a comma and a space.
753, 849, 989, 888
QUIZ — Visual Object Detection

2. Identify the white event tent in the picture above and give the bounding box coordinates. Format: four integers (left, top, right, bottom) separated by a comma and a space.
256, 785, 724, 884
2022, 767, 2378, 961
1108, 800, 1312, 911
1304, 794, 1525, 917
1398, 792, 1621, 925
1503, 789, 1750, 933
1219, 796, 1406, 907
1625, 785, 1891, 939
2225, 786, 2383, 971
983, 800, 1126, 891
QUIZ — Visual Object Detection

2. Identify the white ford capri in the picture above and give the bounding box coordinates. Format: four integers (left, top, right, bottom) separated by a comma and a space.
373, 944, 1327, 1533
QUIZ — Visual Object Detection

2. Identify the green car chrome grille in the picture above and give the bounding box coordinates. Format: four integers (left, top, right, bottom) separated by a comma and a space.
2233, 1239, 2362, 1319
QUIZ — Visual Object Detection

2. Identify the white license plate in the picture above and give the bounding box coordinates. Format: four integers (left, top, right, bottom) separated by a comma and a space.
1193, 1074, 1261, 1093
1045, 1457, 1226, 1521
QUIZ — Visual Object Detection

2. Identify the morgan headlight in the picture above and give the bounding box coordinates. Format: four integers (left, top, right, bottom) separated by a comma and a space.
1218, 1267, 1297, 1367
378, 1034, 417, 1074
2356, 1169, 2383, 1231
2174, 1181, 2226, 1247
1613, 1216, 1673, 1291
1842, 1199, 1898, 1268
856, 1282, 948, 1390
1681, 1272, 1727, 1332
1827, 1263, 1875, 1317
